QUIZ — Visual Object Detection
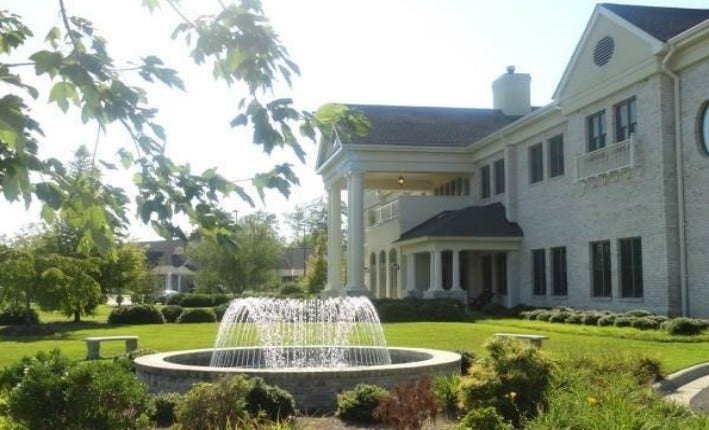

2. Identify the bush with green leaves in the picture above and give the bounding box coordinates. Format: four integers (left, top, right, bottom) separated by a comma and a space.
160, 305, 184, 322
5, 351, 153, 430
433, 374, 461, 418
459, 406, 514, 430
662, 317, 705, 335
581, 312, 603, 325
172, 376, 251, 430
535, 310, 553, 322
624, 309, 653, 318
456, 349, 476, 375
279, 283, 304, 296
167, 293, 232, 308
151, 392, 183, 428
564, 313, 584, 324
336, 383, 388, 424
374, 299, 419, 322
548, 311, 571, 323
458, 337, 555, 427
176, 307, 217, 323
419, 299, 466, 321
107, 304, 166, 324
631, 317, 660, 330
0, 307, 39, 325
213, 303, 229, 321
245, 377, 296, 421
597, 314, 616, 326
613, 316, 637, 328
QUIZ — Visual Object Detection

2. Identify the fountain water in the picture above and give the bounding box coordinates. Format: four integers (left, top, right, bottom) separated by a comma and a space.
134, 296, 460, 411
210, 297, 391, 368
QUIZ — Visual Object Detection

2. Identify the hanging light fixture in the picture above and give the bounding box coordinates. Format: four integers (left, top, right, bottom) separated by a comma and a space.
396, 175, 405, 187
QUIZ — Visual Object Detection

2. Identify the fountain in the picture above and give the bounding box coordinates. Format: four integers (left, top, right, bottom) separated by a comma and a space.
134, 296, 460, 411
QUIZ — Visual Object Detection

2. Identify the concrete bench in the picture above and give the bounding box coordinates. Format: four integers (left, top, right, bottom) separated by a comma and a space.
493, 333, 549, 348
84, 336, 138, 359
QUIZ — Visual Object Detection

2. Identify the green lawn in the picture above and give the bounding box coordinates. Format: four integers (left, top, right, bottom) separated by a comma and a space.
1, 306, 706, 373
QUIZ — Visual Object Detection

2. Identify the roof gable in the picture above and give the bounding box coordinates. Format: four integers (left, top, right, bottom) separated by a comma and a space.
554, 5, 662, 103
601, 3, 709, 42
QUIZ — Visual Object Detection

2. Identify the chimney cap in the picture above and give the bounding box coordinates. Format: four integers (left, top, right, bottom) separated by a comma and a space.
506, 65, 516, 74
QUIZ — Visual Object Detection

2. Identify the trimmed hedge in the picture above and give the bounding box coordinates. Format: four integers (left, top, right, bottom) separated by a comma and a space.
373, 298, 466, 322
662, 317, 705, 335
213, 303, 229, 322
165, 293, 232, 308
160, 305, 184, 323
108, 304, 166, 325
176, 308, 217, 323
0, 307, 39, 325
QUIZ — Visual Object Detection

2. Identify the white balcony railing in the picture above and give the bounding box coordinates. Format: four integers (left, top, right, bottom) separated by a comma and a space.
576, 135, 636, 182
368, 200, 399, 226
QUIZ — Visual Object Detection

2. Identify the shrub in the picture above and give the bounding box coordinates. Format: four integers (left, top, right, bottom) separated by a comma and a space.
0, 307, 39, 325
107, 304, 166, 325
456, 350, 476, 375
6, 353, 153, 430
459, 406, 514, 430
458, 337, 555, 427
160, 305, 184, 323
213, 303, 230, 322
152, 392, 182, 427
373, 377, 440, 430
173, 376, 251, 430
336, 383, 388, 424
523, 309, 549, 321
535, 311, 553, 322
176, 308, 217, 323
651, 315, 669, 325
114, 348, 160, 372
625, 309, 653, 318
419, 299, 466, 321
631, 317, 660, 331
279, 283, 303, 296
374, 299, 419, 322
613, 316, 637, 328
245, 377, 296, 421
480, 302, 508, 315
596, 315, 616, 326
180, 293, 232, 308
581, 312, 603, 326
662, 317, 705, 335
548, 311, 571, 323
632, 356, 663, 384
0, 349, 70, 392
433, 374, 460, 418
564, 313, 584, 324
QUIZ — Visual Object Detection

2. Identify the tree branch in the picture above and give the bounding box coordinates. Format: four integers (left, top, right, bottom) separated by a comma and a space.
4, 62, 35, 68
58, 0, 81, 52
166, 0, 199, 30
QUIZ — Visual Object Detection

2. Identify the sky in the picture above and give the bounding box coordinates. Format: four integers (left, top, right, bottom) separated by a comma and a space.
2, 0, 708, 241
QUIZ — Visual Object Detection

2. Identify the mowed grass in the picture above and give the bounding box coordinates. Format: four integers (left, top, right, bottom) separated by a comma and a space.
0, 306, 706, 373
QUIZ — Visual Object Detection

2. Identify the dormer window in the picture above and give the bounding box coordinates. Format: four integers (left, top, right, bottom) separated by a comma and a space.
615, 98, 637, 141
587, 111, 606, 152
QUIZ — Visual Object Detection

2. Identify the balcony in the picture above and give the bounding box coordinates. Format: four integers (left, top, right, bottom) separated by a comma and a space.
368, 200, 399, 226
576, 135, 636, 182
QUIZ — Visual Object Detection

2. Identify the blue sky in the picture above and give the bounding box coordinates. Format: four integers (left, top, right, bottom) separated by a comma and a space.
2, 0, 708, 241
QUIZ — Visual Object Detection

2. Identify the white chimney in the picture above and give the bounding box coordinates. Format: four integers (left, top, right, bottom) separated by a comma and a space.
492, 66, 531, 116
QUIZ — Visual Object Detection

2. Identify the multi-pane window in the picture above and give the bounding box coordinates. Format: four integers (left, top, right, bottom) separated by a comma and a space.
548, 135, 564, 177
587, 111, 606, 151
494, 159, 505, 195
619, 237, 643, 298
615, 98, 637, 141
551, 246, 567, 296
529, 143, 544, 183
591, 240, 612, 297
480, 165, 491, 199
496, 253, 507, 295
532, 249, 546, 295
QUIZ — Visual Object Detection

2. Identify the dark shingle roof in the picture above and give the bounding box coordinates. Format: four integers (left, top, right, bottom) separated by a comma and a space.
280, 247, 314, 271
342, 104, 521, 147
397, 203, 523, 242
602, 3, 709, 42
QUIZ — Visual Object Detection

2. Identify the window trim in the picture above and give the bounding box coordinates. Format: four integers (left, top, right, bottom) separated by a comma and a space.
590, 240, 612, 298
614, 97, 637, 142
551, 246, 568, 296
493, 158, 505, 195
619, 237, 643, 298
548, 134, 564, 178
531, 248, 546, 296
587, 110, 607, 152
529, 143, 544, 183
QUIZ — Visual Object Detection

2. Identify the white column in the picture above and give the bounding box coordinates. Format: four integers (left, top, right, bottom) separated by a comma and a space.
505, 251, 520, 307
430, 249, 443, 291
504, 145, 518, 222
166, 273, 172, 291
452, 250, 461, 290
346, 171, 366, 294
325, 185, 343, 293
385, 252, 392, 298
406, 253, 416, 295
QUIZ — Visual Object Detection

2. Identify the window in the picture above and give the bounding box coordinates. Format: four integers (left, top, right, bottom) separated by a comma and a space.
615, 98, 637, 141
590, 240, 611, 297
587, 111, 606, 151
551, 247, 567, 296
619, 237, 643, 298
529, 143, 544, 183
480, 165, 491, 198
494, 159, 505, 194
495, 253, 507, 295
532, 249, 546, 295
455, 177, 462, 195
548, 135, 564, 177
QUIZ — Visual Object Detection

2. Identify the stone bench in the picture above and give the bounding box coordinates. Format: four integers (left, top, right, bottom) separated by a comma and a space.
493, 333, 549, 348
84, 336, 139, 359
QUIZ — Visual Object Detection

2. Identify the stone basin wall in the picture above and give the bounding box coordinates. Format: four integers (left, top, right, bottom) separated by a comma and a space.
134, 347, 461, 412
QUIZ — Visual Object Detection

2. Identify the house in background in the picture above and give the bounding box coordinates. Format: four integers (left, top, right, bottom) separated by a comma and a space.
142, 240, 197, 293
279, 246, 314, 283
316, 3, 709, 317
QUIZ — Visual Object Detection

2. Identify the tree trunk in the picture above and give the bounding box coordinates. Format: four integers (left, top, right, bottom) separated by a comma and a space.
73, 310, 81, 323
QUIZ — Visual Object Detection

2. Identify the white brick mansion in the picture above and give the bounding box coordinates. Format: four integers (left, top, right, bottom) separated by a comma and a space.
316, 4, 709, 317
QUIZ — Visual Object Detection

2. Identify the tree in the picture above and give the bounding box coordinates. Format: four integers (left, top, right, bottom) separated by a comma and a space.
0, 1, 369, 255
301, 230, 327, 294
37, 253, 102, 323
97, 242, 153, 302
188, 211, 282, 293
0, 246, 39, 324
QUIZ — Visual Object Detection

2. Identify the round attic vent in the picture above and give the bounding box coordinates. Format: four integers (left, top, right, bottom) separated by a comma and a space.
593, 36, 615, 66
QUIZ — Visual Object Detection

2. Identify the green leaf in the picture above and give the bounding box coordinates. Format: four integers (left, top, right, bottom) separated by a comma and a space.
142, 0, 161, 13
29, 50, 63, 77
40, 203, 56, 224
117, 149, 134, 169
49, 81, 79, 112
44, 26, 61, 48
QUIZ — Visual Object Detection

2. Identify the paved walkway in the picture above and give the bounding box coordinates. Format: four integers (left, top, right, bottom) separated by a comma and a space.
655, 363, 709, 413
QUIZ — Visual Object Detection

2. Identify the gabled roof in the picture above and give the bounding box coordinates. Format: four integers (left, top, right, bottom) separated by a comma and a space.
279, 247, 314, 271
397, 203, 523, 242
602, 3, 709, 42
341, 104, 522, 147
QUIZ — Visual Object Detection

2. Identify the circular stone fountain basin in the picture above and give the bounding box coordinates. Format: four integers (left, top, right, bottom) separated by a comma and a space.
135, 346, 461, 411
